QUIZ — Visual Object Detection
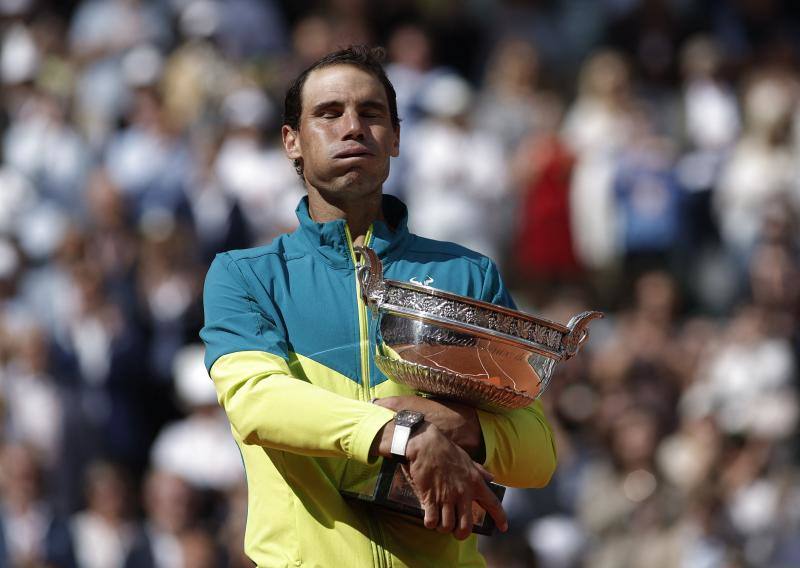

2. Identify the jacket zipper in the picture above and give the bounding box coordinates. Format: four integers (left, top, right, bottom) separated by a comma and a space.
345, 226, 389, 568
344, 224, 374, 402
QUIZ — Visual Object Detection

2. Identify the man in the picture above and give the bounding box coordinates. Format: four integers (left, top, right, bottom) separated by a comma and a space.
201, 46, 557, 567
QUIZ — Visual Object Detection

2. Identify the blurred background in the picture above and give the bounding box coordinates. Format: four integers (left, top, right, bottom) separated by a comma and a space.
0, 0, 799, 566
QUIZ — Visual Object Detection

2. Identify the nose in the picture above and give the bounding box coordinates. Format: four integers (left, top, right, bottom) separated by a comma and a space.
341, 108, 366, 140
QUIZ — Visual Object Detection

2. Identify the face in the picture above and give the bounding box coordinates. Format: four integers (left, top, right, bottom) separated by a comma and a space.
282, 65, 400, 203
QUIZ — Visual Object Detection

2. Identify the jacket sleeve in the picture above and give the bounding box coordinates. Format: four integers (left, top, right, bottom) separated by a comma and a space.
476, 259, 558, 488
200, 253, 395, 465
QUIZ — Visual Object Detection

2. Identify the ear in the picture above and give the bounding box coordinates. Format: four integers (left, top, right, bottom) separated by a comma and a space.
282, 125, 302, 161
390, 124, 400, 158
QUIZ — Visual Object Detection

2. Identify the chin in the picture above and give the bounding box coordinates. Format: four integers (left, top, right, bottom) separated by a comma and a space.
331, 169, 386, 196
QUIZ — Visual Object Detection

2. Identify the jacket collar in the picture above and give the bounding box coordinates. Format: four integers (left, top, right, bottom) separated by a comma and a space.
294, 194, 412, 269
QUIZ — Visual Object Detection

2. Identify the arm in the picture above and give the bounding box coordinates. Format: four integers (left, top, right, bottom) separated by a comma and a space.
201, 254, 395, 465
374, 259, 558, 487
372, 396, 484, 460
211, 350, 395, 462
373, 395, 556, 488
477, 400, 557, 487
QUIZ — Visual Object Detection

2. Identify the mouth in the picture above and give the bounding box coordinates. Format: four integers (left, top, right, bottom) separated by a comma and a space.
333, 147, 374, 159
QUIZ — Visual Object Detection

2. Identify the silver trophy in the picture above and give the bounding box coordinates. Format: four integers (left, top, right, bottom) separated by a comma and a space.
356, 246, 601, 409
344, 246, 601, 534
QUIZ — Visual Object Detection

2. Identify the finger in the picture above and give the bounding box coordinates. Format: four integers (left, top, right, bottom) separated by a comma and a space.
422, 499, 440, 530
372, 396, 399, 409
474, 462, 494, 483
453, 501, 473, 540
475, 482, 508, 532
438, 503, 455, 533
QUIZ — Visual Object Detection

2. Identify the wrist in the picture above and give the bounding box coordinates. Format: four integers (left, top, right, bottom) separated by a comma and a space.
390, 409, 425, 459
451, 406, 483, 459
370, 420, 395, 458
404, 421, 439, 462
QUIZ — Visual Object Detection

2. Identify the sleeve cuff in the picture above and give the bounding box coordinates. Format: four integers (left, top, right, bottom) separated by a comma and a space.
350, 405, 396, 464
477, 409, 498, 468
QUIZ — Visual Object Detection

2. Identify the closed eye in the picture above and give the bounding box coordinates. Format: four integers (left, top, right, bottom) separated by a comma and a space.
310, 100, 388, 120
359, 102, 387, 119
311, 101, 343, 119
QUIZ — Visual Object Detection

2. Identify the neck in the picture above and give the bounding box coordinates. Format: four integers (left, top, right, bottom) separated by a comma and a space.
307, 187, 384, 247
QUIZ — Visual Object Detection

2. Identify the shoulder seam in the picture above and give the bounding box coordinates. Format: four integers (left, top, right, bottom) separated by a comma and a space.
225, 249, 287, 263
223, 255, 265, 338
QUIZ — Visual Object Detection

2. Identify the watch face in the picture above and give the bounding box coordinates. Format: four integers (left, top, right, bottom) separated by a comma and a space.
395, 410, 424, 428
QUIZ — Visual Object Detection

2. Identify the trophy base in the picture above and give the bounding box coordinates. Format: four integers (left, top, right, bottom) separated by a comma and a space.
342, 458, 505, 536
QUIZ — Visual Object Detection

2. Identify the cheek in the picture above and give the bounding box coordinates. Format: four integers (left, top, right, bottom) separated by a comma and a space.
372, 127, 398, 153
301, 125, 334, 155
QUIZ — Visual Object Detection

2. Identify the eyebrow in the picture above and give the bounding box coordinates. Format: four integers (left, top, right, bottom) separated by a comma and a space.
360, 100, 388, 113
309, 99, 388, 114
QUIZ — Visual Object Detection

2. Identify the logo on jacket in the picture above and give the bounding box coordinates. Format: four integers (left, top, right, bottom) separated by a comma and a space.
410, 276, 435, 286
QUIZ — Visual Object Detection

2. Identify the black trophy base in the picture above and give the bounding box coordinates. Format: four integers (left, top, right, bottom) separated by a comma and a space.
344, 458, 506, 536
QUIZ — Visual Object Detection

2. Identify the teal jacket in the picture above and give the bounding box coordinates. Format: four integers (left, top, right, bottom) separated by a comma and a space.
201, 195, 557, 567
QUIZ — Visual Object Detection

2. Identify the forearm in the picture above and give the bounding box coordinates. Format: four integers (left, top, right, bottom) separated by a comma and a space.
439, 403, 485, 460
477, 399, 557, 488
372, 396, 484, 460
212, 351, 395, 464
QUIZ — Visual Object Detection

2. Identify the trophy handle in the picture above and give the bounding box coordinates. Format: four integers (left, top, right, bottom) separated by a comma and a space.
562, 311, 603, 360
355, 246, 387, 309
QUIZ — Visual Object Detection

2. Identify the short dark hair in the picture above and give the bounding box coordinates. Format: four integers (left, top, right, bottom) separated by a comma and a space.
283, 45, 400, 133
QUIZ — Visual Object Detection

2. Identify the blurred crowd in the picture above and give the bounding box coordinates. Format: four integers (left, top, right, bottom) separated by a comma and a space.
0, 0, 799, 566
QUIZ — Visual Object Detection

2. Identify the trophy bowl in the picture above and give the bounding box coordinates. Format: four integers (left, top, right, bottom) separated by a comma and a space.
356, 246, 602, 411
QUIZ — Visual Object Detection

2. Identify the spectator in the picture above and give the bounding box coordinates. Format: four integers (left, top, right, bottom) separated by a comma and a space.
612, 109, 682, 280
562, 50, 634, 280
104, 86, 192, 223
70, 461, 135, 568
714, 71, 797, 266
68, 0, 171, 147
124, 469, 196, 568
475, 38, 548, 153
0, 320, 63, 468
213, 87, 304, 244
405, 73, 509, 260
674, 35, 742, 311
150, 344, 243, 491
2, 88, 88, 212
510, 127, 581, 292
0, 443, 76, 567
160, 1, 231, 135
384, 23, 438, 198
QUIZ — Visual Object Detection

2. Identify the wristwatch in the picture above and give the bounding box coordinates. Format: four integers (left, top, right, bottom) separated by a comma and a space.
390, 410, 425, 458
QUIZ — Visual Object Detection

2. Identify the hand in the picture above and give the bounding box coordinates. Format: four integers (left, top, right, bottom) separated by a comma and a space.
403, 422, 507, 540
373, 396, 484, 460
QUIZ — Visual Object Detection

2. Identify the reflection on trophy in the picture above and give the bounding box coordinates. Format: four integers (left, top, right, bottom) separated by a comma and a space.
342, 246, 602, 535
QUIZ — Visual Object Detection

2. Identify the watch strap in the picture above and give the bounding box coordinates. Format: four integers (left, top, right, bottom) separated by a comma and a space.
390, 424, 412, 457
